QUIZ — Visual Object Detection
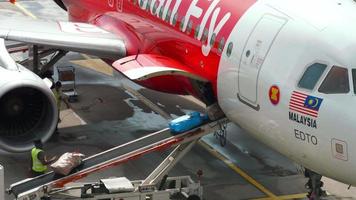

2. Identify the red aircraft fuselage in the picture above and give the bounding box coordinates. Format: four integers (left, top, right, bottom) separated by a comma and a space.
62, 0, 256, 103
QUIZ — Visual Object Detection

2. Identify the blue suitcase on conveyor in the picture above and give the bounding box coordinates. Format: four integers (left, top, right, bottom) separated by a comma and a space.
169, 112, 208, 134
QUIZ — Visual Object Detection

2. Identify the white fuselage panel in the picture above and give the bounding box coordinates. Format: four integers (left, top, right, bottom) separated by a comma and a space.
218, 0, 356, 185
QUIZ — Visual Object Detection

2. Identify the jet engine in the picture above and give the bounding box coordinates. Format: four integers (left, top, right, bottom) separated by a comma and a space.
0, 40, 58, 152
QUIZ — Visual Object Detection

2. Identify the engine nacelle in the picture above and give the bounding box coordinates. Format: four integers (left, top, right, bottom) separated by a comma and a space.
0, 39, 58, 152
0, 66, 58, 152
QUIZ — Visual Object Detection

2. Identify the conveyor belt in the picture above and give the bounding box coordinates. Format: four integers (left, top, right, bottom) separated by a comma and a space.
9, 118, 227, 198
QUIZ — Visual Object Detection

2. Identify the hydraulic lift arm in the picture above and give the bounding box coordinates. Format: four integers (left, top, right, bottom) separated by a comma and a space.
143, 140, 198, 186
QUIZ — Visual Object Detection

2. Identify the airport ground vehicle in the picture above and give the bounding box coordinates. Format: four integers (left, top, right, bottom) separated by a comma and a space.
6, 118, 227, 200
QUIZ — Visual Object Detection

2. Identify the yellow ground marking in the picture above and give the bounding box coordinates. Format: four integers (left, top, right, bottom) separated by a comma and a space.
71, 58, 114, 77
198, 141, 280, 199
13, 2, 37, 19
252, 193, 308, 200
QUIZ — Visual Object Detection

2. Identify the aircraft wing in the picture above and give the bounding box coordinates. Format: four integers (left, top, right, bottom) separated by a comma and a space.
0, 18, 126, 59
0, 17, 207, 85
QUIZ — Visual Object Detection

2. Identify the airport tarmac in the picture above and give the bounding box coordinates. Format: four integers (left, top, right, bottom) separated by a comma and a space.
0, 1, 355, 200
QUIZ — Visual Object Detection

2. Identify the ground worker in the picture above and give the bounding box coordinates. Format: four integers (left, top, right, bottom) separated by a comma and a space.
52, 81, 70, 133
30, 140, 56, 177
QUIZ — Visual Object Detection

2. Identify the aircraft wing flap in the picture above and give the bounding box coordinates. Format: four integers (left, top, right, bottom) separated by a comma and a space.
113, 54, 207, 82
0, 18, 126, 59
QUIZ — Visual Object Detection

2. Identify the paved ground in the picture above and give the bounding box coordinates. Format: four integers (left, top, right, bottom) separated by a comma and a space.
0, 1, 355, 200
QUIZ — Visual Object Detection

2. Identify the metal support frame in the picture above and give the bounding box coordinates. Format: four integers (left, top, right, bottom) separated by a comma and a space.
214, 120, 228, 147
33, 45, 39, 74
143, 140, 198, 186
20, 47, 66, 76
19, 49, 56, 66
39, 50, 68, 75
47, 176, 201, 200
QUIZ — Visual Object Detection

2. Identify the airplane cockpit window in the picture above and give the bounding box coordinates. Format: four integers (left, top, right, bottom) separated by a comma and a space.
318, 66, 350, 94
298, 63, 327, 90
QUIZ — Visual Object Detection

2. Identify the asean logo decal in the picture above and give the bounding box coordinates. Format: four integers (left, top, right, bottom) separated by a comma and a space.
269, 85, 280, 105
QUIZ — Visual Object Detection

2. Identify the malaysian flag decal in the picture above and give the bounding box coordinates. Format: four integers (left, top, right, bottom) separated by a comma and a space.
289, 91, 323, 118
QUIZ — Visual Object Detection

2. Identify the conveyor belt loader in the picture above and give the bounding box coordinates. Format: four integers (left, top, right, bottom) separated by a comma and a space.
7, 118, 228, 200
